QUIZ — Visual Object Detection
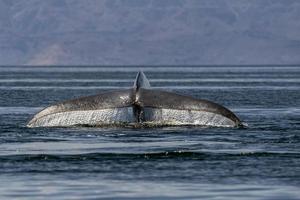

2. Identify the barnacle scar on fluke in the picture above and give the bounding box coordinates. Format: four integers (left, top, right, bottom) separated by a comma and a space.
27, 72, 244, 128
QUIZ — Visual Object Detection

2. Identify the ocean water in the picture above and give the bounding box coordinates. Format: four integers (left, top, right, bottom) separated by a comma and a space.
0, 65, 299, 200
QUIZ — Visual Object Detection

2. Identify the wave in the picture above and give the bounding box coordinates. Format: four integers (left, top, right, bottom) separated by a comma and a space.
0, 107, 42, 114
0, 151, 299, 162
0, 66, 299, 73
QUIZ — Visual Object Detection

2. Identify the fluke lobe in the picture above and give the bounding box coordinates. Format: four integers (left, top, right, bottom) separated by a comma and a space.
27, 72, 243, 128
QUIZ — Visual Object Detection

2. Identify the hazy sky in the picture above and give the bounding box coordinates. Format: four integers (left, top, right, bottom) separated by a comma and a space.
0, 0, 300, 65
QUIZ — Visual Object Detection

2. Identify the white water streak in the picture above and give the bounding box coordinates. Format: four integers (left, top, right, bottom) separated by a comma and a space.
1, 78, 300, 83
0, 86, 299, 90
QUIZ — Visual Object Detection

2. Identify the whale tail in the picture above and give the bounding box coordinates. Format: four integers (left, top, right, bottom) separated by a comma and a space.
27, 71, 243, 128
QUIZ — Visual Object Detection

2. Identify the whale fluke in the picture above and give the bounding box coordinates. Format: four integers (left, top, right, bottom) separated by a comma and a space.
27, 72, 243, 128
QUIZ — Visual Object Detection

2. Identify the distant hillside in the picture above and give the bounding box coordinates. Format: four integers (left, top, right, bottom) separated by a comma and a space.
0, 0, 299, 65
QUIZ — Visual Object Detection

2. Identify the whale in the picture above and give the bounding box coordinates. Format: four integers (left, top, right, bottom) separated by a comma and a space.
27, 71, 243, 128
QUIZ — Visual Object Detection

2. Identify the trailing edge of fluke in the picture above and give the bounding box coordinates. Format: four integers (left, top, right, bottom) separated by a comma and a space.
27, 71, 244, 128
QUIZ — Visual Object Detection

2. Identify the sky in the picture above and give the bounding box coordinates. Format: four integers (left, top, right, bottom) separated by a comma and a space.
0, 0, 300, 65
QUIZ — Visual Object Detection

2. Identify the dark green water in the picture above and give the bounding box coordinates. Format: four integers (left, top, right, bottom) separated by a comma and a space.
0, 66, 299, 199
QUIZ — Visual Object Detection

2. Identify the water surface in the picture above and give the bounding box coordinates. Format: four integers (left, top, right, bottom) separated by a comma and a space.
0, 66, 299, 199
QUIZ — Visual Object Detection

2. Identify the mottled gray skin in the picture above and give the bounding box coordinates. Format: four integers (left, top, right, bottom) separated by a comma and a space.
27, 72, 242, 128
